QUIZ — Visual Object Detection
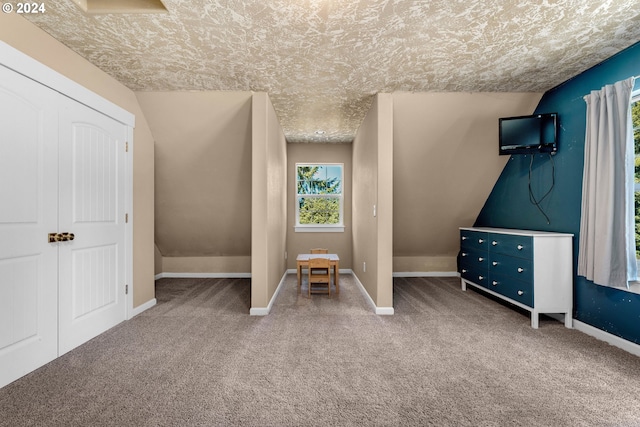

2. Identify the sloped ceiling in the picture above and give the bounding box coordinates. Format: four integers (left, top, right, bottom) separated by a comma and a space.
23, 0, 640, 143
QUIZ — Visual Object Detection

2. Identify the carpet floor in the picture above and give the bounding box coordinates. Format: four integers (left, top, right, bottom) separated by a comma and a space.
1, 274, 639, 426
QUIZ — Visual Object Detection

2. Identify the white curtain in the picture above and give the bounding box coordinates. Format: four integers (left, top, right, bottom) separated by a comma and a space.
578, 77, 636, 288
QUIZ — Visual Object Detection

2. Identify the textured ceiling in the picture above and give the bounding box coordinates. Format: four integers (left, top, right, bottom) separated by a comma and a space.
23, 0, 640, 143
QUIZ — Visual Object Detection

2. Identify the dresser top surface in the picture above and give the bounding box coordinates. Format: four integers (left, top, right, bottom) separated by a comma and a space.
460, 227, 574, 237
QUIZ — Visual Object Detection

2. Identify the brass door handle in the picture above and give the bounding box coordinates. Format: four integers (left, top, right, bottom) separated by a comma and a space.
48, 232, 75, 242
48, 233, 61, 242
61, 232, 75, 241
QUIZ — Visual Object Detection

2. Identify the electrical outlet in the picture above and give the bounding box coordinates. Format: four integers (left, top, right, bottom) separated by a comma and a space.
373, 204, 376, 217
363, 261, 366, 272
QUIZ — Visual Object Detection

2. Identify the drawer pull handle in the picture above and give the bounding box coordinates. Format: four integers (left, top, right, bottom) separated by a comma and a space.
517, 290, 524, 296
462, 252, 468, 257
478, 239, 484, 243
478, 276, 484, 280
492, 241, 497, 246
462, 236, 468, 240
492, 261, 498, 266
478, 257, 484, 262
462, 269, 467, 273
517, 267, 524, 273
517, 245, 524, 250
492, 281, 498, 286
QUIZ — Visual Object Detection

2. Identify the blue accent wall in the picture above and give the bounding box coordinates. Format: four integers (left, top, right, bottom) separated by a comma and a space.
475, 41, 640, 344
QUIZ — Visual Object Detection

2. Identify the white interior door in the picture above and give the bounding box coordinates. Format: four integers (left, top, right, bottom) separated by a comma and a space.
0, 42, 134, 388
57, 99, 127, 355
0, 65, 59, 387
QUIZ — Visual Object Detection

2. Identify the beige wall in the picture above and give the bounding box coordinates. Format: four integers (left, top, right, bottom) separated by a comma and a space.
352, 94, 394, 309
154, 244, 163, 276
392, 92, 543, 273
0, 13, 156, 308
251, 93, 288, 311
376, 94, 394, 308
286, 144, 353, 269
135, 91, 253, 274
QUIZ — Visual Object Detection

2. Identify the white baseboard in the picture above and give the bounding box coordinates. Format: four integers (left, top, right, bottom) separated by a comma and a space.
128, 298, 157, 319
375, 307, 395, 315
155, 272, 251, 280
352, 272, 394, 315
573, 320, 640, 357
393, 271, 460, 278
249, 307, 270, 316
250, 270, 288, 316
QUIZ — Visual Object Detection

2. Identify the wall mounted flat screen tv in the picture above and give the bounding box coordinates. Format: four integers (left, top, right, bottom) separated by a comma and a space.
499, 113, 558, 155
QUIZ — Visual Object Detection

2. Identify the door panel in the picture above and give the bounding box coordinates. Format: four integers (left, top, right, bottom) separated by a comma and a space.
71, 244, 118, 319
72, 124, 119, 223
0, 256, 39, 348
58, 100, 126, 355
0, 65, 58, 388
0, 94, 39, 223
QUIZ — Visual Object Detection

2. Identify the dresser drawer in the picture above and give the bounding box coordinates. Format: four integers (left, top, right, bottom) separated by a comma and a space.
489, 233, 533, 259
461, 230, 488, 251
460, 248, 489, 271
461, 267, 489, 288
489, 253, 533, 283
489, 273, 534, 307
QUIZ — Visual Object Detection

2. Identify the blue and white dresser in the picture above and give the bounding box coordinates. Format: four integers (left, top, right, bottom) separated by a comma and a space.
459, 227, 573, 328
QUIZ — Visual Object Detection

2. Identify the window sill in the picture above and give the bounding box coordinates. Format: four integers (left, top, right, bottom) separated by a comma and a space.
620, 281, 640, 295
295, 226, 344, 233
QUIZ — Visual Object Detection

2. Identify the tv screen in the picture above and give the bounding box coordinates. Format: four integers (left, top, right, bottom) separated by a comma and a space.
499, 113, 557, 155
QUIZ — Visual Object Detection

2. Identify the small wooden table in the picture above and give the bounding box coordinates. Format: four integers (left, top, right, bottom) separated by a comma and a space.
296, 253, 340, 294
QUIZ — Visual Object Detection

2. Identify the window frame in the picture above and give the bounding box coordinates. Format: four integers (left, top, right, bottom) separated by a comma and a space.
295, 163, 345, 233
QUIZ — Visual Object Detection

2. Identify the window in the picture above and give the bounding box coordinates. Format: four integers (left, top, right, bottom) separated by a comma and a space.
630, 90, 640, 293
295, 164, 344, 232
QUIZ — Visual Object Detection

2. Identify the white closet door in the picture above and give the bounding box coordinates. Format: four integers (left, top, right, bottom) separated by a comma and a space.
57, 99, 127, 355
0, 65, 59, 387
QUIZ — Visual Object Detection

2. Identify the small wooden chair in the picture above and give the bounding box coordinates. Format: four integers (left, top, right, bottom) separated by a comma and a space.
310, 248, 329, 275
308, 257, 331, 297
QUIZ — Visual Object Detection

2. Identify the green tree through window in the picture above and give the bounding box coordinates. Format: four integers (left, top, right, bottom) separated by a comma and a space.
633, 96, 640, 257
296, 164, 343, 226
